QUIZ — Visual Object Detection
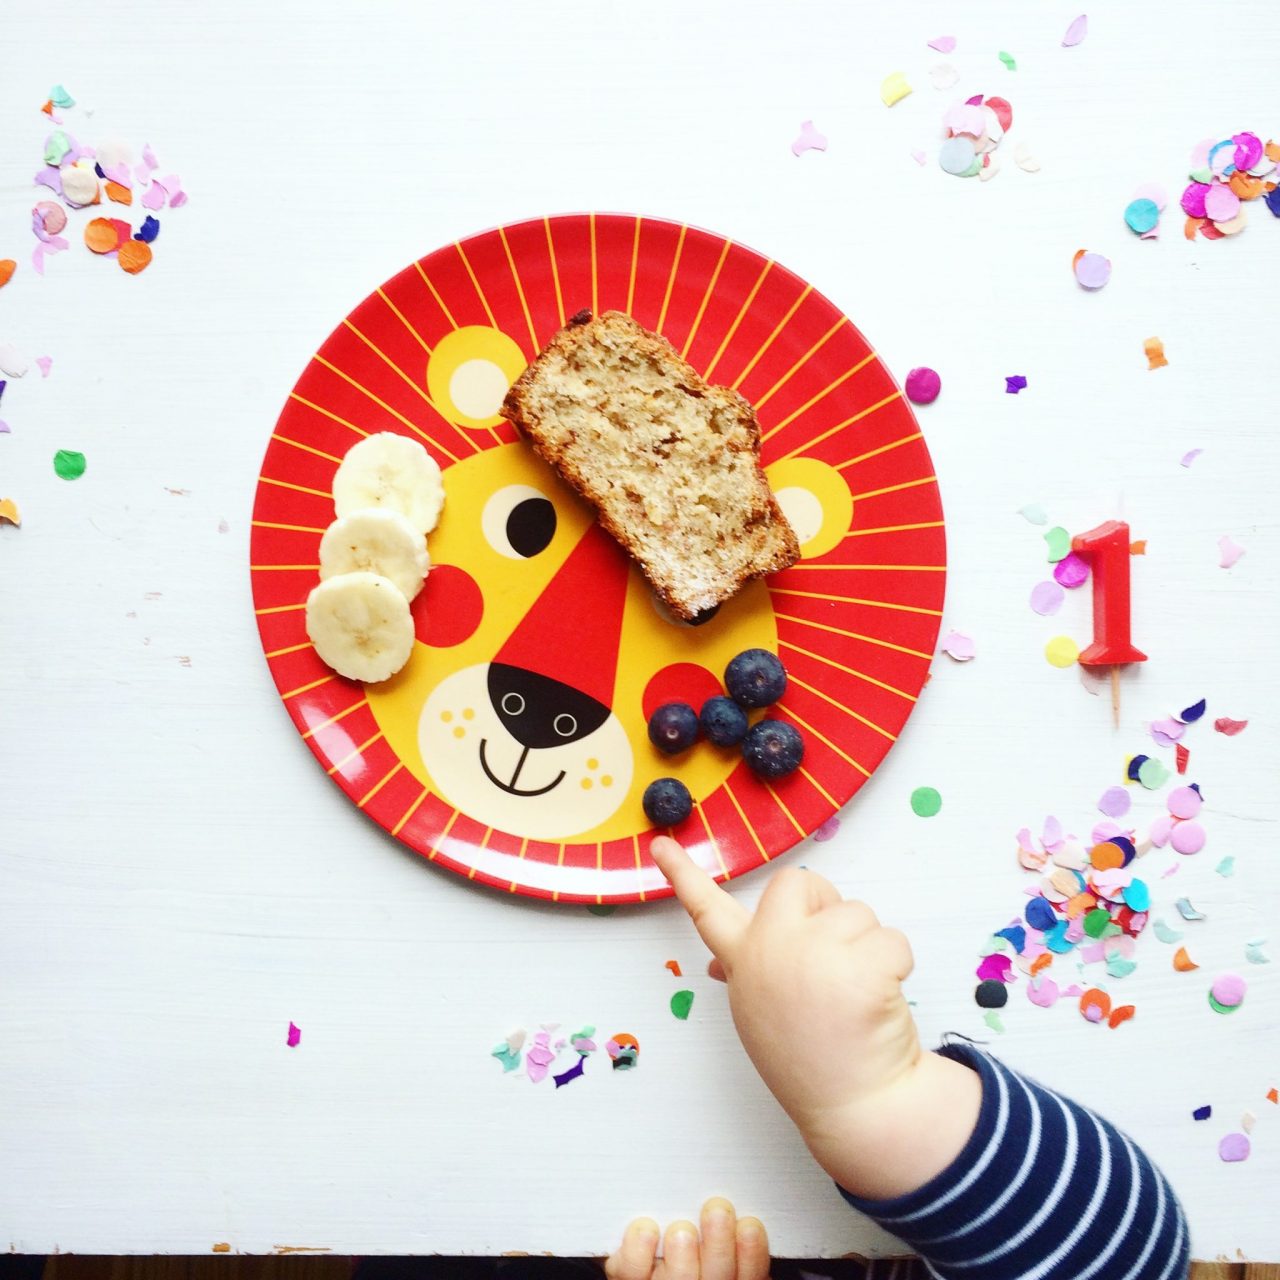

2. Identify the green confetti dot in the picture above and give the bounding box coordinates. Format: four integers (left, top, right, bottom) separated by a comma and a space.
50, 84, 76, 109
1208, 993, 1240, 1015
910, 786, 942, 817
1137, 756, 1170, 790
983, 1009, 1005, 1033
586, 902, 617, 917
670, 989, 694, 1020
998, 50, 1017, 70
1044, 526, 1071, 562
43, 131, 71, 166
54, 449, 86, 480
1083, 907, 1112, 939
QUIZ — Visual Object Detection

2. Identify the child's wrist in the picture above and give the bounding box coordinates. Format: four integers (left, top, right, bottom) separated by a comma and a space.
798, 1051, 983, 1201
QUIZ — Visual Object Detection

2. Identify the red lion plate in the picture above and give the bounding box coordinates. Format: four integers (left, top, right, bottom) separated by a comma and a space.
251, 214, 946, 903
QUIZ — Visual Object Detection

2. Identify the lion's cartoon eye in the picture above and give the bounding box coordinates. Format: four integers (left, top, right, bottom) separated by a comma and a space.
482, 485, 558, 559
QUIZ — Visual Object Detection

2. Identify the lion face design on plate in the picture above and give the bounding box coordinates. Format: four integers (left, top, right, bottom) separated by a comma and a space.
364, 354, 848, 844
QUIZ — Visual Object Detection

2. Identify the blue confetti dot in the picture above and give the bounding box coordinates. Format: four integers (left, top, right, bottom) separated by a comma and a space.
1124, 198, 1160, 234
134, 215, 160, 244
1026, 897, 1057, 931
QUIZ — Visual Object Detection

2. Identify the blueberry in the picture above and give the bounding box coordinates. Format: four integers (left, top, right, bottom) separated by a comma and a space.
699, 695, 749, 747
648, 702, 699, 755
741, 719, 804, 779
643, 777, 693, 826
724, 648, 787, 708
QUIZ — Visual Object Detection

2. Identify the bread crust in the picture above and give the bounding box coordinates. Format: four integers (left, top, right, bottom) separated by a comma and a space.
501, 310, 800, 620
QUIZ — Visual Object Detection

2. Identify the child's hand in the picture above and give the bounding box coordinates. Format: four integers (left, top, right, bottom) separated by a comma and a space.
650, 837, 981, 1200
605, 1199, 768, 1280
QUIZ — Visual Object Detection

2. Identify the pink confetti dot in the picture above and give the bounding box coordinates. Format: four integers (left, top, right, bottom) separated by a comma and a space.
1205, 184, 1241, 224
1170, 820, 1206, 855
1167, 785, 1202, 820
905, 366, 942, 405
1030, 580, 1065, 616
812, 815, 841, 843
1098, 786, 1131, 819
1219, 1132, 1251, 1163
1181, 182, 1210, 217
1211, 973, 1247, 1007
286, 1022, 301, 1047
1053, 552, 1089, 588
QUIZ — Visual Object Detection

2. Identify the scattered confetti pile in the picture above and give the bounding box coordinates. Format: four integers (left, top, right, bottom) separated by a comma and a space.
1181, 132, 1278, 240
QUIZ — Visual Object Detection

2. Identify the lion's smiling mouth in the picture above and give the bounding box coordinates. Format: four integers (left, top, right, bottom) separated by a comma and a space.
478, 738, 567, 797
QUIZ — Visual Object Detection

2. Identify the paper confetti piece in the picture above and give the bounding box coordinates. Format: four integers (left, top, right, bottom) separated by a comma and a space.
1073, 250, 1112, 290
117, 239, 153, 274
1173, 946, 1198, 972
929, 64, 960, 90
1193, 1105, 1212, 1121
940, 629, 975, 661
1098, 787, 1131, 819
1137, 757, 1170, 790
1214, 717, 1248, 736
928, 35, 956, 53
1054, 552, 1088, 587
1175, 743, 1190, 774
812, 815, 840, 843
1245, 939, 1270, 965
1219, 1133, 1250, 1162
998, 51, 1017, 71
1030, 580, 1065, 616
1218, 535, 1245, 568
491, 1043, 521, 1072
0, 260, 15, 289
1079, 988, 1111, 1023
0, 344, 30, 378
0, 498, 21, 527
1179, 448, 1202, 468
1043, 527, 1070, 562
976, 954, 1013, 983
982, 1010, 1005, 1033
1014, 141, 1040, 173
1143, 337, 1168, 370
84, 217, 122, 254
665, 960, 683, 977
791, 120, 828, 157
1018, 503, 1048, 525
105, 181, 132, 206
670, 989, 695, 1020
1062, 14, 1088, 46
904, 366, 942, 405
939, 136, 978, 177
1268, 1088, 1278, 1104
880, 72, 913, 107
1242, 1110, 1256, 1134
1005, 375, 1028, 394
135, 215, 160, 243
286, 1022, 301, 1047
50, 84, 75, 109
53, 449, 86, 480
1044, 636, 1079, 668
1125, 200, 1160, 235
1210, 973, 1247, 1012
553, 1056, 586, 1087
35, 356, 52, 379
910, 786, 942, 818
1215, 856, 1235, 878
1108, 1005, 1135, 1029
1175, 898, 1205, 921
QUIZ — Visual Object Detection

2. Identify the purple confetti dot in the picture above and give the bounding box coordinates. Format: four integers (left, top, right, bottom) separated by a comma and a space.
1098, 786, 1131, 819
1005, 375, 1027, 394
1030, 580, 1065, 616
904, 366, 942, 405
1219, 1132, 1250, 1162
812, 815, 841, 843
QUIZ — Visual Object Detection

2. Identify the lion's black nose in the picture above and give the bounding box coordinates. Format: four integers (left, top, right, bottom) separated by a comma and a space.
487, 663, 611, 749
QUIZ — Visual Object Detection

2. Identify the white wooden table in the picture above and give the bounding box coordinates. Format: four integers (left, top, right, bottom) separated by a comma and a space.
2, 0, 1277, 1262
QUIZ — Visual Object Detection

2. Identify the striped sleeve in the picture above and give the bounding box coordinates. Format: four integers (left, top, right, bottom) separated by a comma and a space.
838, 1044, 1190, 1280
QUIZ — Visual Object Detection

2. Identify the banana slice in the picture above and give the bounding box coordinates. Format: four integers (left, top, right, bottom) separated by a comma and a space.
332, 432, 444, 534
318, 508, 429, 601
306, 571, 415, 683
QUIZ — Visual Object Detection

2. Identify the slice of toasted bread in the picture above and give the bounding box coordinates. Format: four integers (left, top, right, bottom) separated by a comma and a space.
500, 310, 800, 620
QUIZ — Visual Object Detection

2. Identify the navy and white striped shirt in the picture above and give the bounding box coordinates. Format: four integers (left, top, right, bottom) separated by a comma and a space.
839, 1044, 1190, 1280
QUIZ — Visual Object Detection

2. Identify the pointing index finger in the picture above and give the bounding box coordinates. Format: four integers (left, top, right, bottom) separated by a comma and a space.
650, 836, 749, 964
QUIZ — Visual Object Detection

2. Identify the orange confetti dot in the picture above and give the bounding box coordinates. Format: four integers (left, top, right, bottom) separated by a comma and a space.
41, 100, 54, 116
1183, 216, 1204, 241
1143, 337, 1168, 370
1267, 1087, 1278, 1104
0, 259, 15, 289
1108, 1004, 1136, 1029
105, 180, 133, 206
1228, 171, 1264, 201
1129, 540, 1147, 555
1079, 987, 1111, 1024
1030, 952, 1053, 976
1065, 891, 1097, 919
1173, 946, 1198, 972
84, 218, 120, 254
664, 960, 682, 977
1090, 841, 1124, 871
0, 498, 21, 527
1266, 140, 1280, 163
117, 239, 153, 275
